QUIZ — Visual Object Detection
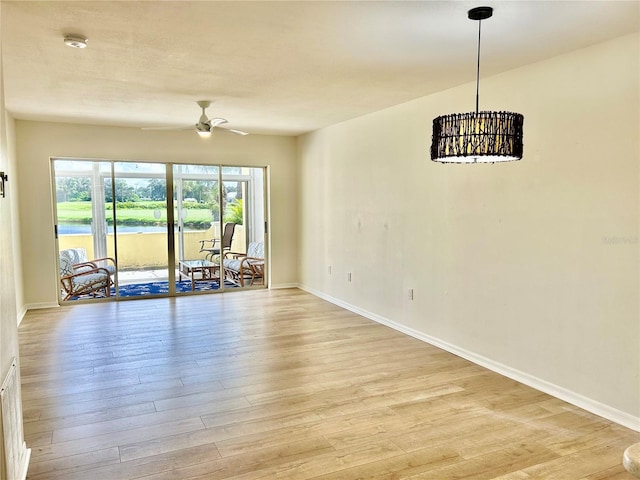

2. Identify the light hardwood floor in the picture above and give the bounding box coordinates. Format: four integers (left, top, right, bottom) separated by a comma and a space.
18, 289, 639, 479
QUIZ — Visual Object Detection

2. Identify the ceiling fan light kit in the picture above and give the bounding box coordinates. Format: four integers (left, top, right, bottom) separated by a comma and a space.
430, 6, 524, 164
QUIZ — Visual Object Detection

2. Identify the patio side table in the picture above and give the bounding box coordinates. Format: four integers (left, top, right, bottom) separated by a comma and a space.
178, 260, 220, 291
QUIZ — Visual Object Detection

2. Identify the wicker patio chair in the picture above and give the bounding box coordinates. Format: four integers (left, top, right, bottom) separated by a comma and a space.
59, 248, 116, 300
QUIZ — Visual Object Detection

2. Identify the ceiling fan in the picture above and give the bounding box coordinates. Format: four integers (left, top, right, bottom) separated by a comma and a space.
142, 100, 249, 137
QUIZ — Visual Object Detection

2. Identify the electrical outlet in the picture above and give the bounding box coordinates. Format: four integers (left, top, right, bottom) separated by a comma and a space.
408, 288, 414, 300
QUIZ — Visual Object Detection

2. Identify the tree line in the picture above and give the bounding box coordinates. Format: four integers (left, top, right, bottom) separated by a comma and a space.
56, 178, 238, 204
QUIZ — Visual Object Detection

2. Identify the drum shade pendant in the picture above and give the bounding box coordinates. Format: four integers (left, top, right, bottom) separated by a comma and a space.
431, 6, 524, 163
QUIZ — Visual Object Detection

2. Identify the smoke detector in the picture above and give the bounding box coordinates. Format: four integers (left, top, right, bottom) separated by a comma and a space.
63, 35, 88, 48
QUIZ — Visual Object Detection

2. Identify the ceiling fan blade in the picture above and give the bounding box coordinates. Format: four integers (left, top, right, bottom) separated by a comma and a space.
209, 118, 228, 127
216, 126, 249, 136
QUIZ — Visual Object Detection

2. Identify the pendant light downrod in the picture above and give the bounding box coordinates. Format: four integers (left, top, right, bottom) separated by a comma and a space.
469, 6, 492, 114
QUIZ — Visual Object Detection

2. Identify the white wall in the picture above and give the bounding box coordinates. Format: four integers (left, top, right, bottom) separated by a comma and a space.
15, 122, 298, 307
298, 33, 639, 428
0, 8, 25, 477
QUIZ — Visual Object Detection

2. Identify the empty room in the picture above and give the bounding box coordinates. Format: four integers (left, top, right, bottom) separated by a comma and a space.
0, 1, 639, 479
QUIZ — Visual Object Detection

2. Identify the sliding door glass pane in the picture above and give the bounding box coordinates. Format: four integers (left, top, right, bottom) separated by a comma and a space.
113, 162, 169, 297
54, 160, 114, 302
221, 166, 266, 288
173, 164, 221, 294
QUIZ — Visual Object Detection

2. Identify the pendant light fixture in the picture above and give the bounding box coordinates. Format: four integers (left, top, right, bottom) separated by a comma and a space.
431, 6, 524, 163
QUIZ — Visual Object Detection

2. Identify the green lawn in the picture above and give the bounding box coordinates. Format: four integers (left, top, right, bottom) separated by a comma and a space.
57, 201, 214, 228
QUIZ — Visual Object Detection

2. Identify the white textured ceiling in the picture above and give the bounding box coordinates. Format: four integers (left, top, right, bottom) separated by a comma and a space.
1, 1, 638, 136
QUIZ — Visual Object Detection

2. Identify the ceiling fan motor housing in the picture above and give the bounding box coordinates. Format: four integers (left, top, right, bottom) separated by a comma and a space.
196, 122, 211, 133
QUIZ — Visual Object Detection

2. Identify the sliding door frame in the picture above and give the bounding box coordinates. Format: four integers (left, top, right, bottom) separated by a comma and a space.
52, 158, 268, 303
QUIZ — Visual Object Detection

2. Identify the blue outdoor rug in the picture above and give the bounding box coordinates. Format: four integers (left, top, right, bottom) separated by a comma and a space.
114, 279, 238, 297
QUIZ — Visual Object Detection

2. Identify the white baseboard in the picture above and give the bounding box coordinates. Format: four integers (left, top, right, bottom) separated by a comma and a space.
18, 445, 31, 480
299, 284, 640, 432
17, 306, 27, 326
269, 283, 299, 290
23, 302, 59, 312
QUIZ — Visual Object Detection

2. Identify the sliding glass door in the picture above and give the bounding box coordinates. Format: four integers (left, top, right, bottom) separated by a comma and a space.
53, 159, 267, 302
173, 165, 266, 294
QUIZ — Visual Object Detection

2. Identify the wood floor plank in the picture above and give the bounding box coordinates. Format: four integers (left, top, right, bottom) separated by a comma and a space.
21, 372, 143, 400
31, 417, 206, 463
18, 289, 640, 479
309, 445, 461, 480
582, 465, 640, 480
23, 377, 185, 419
224, 439, 405, 480
119, 409, 322, 463
520, 438, 639, 479
120, 437, 334, 480
25, 401, 157, 438
50, 396, 248, 443
26, 446, 121, 478
407, 443, 560, 479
